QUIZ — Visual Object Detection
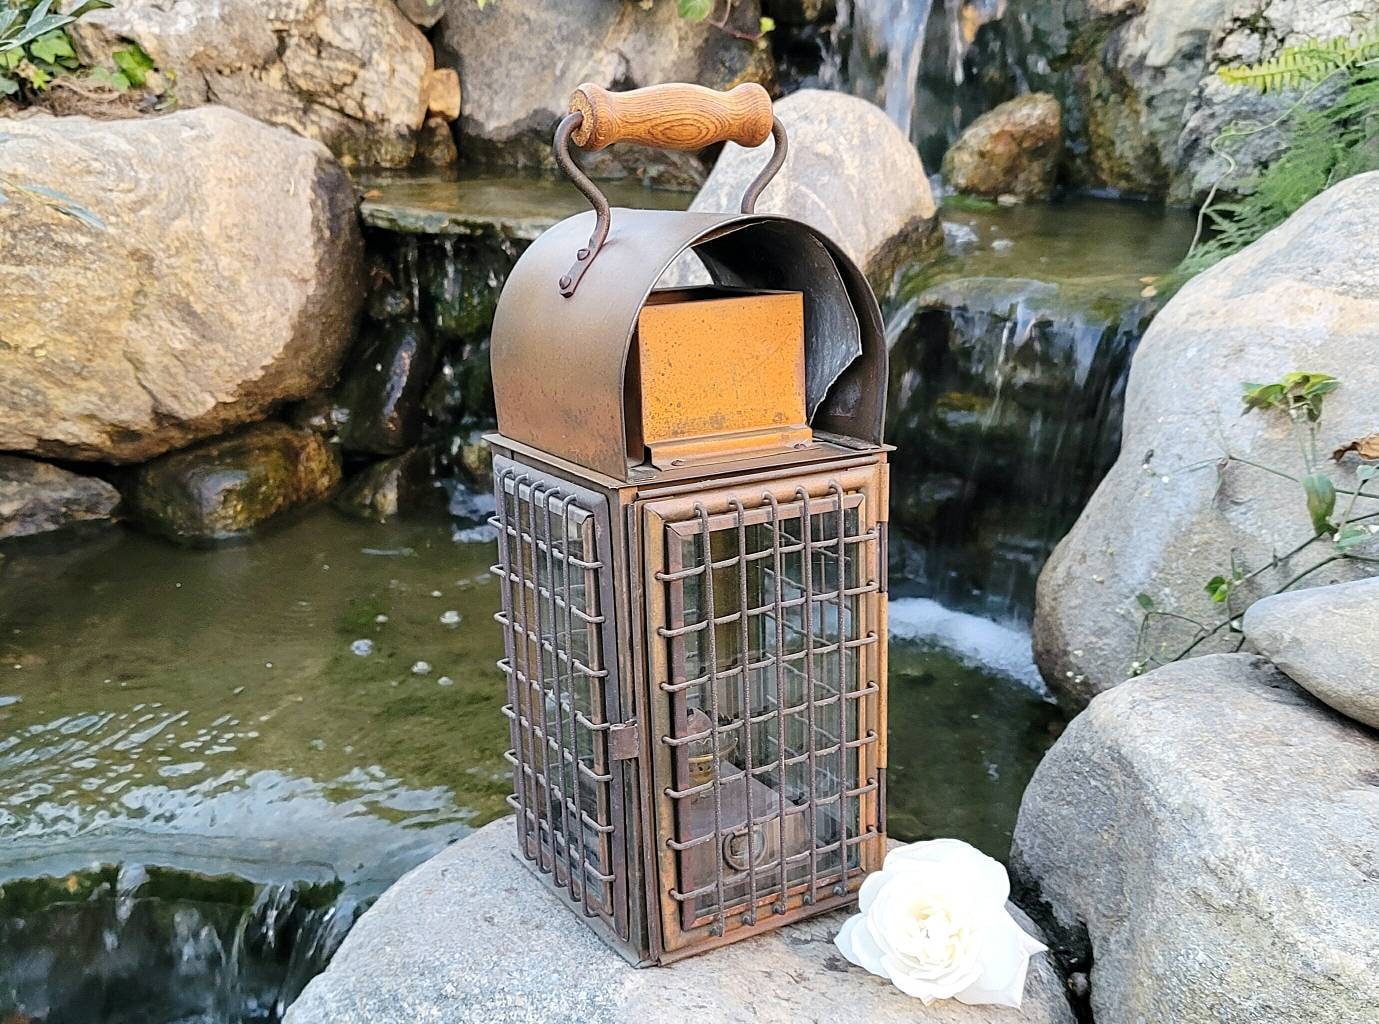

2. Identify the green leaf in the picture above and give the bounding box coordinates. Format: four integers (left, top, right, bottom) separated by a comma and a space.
87, 64, 128, 90
1205, 576, 1232, 603
1336, 523, 1373, 551
65, 0, 115, 16
1357, 463, 1379, 481
1241, 381, 1285, 413
1135, 593, 1155, 611
1302, 473, 1337, 535
112, 44, 153, 86
759, 15, 775, 34
0, 71, 17, 96
29, 28, 73, 64
677, 0, 713, 21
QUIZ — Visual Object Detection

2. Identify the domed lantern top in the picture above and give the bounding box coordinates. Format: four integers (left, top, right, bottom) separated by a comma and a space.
489, 83, 887, 483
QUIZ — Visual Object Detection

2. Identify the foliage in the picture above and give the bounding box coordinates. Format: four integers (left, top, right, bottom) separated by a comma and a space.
641, 0, 773, 44
1131, 372, 1379, 675
1176, 31, 1379, 280
0, 0, 154, 100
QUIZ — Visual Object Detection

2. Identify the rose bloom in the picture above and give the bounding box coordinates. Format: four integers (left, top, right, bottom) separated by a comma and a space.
833, 839, 1047, 1007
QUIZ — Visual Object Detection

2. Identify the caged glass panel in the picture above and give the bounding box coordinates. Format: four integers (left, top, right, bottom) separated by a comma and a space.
490, 467, 628, 938
652, 480, 884, 944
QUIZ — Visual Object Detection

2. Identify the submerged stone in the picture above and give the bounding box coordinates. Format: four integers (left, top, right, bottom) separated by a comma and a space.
334, 448, 440, 522
286, 818, 1075, 1024
0, 456, 120, 540
336, 321, 442, 455
125, 423, 342, 543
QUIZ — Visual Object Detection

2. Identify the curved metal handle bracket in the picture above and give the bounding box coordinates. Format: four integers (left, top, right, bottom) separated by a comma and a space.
552, 113, 788, 298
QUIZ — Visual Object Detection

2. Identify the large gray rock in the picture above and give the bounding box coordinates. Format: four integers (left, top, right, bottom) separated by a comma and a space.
70, 0, 439, 167
0, 456, 119, 539
434, 0, 773, 186
1003, 0, 1379, 202
689, 89, 938, 280
0, 107, 364, 464
287, 817, 1075, 1024
1244, 577, 1379, 730
1012, 653, 1379, 1024
1033, 172, 1379, 705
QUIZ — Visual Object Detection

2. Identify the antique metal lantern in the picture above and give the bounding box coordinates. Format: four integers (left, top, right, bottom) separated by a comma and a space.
486, 81, 890, 965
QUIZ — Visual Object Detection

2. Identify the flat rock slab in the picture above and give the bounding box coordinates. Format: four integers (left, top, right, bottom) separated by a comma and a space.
0, 455, 118, 539
1013, 654, 1379, 1024
287, 818, 1074, 1024
1244, 577, 1379, 730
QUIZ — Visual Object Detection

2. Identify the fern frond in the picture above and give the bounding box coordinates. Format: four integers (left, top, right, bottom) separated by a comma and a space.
1218, 29, 1379, 92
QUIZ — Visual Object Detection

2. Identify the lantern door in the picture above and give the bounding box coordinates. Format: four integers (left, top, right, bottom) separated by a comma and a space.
639, 463, 888, 958
491, 458, 633, 944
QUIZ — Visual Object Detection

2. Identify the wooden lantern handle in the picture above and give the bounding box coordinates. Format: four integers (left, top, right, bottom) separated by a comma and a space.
568, 82, 775, 152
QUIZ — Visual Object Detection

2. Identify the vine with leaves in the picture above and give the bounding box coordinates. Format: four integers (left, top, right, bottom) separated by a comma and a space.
1, 0, 155, 100
1132, 373, 1379, 675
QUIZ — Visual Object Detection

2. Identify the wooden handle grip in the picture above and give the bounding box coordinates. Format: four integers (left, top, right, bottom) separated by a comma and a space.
569, 82, 774, 152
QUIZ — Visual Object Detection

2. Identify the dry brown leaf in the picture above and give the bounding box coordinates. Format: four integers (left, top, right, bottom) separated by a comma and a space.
1333, 433, 1379, 461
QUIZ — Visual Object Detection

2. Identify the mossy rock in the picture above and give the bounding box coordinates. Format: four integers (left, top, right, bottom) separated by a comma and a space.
334, 448, 441, 523
126, 423, 342, 543
336, 321, 442, 455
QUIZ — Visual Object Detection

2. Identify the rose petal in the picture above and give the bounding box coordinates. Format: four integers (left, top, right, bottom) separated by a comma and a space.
953, 908, 1048, 1009
834, 913, 863, 965
857, 867, 886, 913
849, 914, 890, 977
886, 839, 1011, 908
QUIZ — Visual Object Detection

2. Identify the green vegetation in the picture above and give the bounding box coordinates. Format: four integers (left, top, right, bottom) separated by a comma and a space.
1179, 31, 1379, 278
0, 0, 155, 99
1133, 372, 1379, 674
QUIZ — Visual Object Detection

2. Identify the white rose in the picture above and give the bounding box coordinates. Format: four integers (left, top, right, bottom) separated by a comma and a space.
833, 838, 1047, 1008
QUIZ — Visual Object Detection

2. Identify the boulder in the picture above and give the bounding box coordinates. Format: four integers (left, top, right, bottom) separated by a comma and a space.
433, 0, 773, 185
1001, 0, 1379, 202
0, 456, 120, 540
1012, 653, 1379, 1023
286, 817, 1075, 1024
0, 107, 363, 464
941, 94, 1062, 200
688, 89, 938, 281
1033, 172, 1379, 705
1243, 577, 1379, 730
125, 423, 342, 542
70, 0, 437, 167
395, 0, 448, 29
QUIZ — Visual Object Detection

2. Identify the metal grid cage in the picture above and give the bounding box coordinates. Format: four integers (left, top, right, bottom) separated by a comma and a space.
642, 466, 887, 955
490, 465, 630, 941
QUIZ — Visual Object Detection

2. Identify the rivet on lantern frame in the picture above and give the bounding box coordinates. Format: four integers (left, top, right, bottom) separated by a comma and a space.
485, 81, 892, 966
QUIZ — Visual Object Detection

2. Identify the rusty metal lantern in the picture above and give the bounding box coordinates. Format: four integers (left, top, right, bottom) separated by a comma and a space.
486, 81, 890, 965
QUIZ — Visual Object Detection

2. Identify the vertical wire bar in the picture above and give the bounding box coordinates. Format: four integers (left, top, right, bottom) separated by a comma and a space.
795, 487, 820, 901
731, 499, 757, 923
567, 506, 595, 917
581, 522, 611, 918
526, 482, 555, 871
766, 493, 789, 912
695, 504, 727, 935
544, 492, 577, 894
509, 474, 538, 861
831, 482, 852, 893
496, 471, 530, 853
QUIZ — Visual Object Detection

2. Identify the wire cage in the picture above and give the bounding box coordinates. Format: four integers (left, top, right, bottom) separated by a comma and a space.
484, 81, 891, 965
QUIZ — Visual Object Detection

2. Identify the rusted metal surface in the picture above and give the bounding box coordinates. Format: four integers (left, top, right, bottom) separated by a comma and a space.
487, 83, 890, 966
490, 211, 883, 482
632, 288, 809, 469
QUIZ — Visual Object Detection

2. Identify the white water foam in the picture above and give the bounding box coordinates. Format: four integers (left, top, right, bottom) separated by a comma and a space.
887, 597, 1049, 696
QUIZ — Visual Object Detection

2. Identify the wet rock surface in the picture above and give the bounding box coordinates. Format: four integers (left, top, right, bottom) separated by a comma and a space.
335, 321, 442, 455
335, 448, 439, 522
941, 94, 1062, 201
0, 456, 120, 540
286, 818, 1075, 1024
1033, 173, 1379, 704
0, 107, 363, 464
1001, 0, 1379, 201
434, 0, 772, 184
70, 0, 438, 167
1012, 654, 1379, 1024
1243, 577, 1379, 730
125, 423, 342, 542
688, 88, 938, 281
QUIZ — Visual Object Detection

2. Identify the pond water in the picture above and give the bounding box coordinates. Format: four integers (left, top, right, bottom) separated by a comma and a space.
0, 507, 1058, 1022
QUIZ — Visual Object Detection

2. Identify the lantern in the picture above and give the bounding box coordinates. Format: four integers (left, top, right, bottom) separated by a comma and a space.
486, 82, 890, 965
